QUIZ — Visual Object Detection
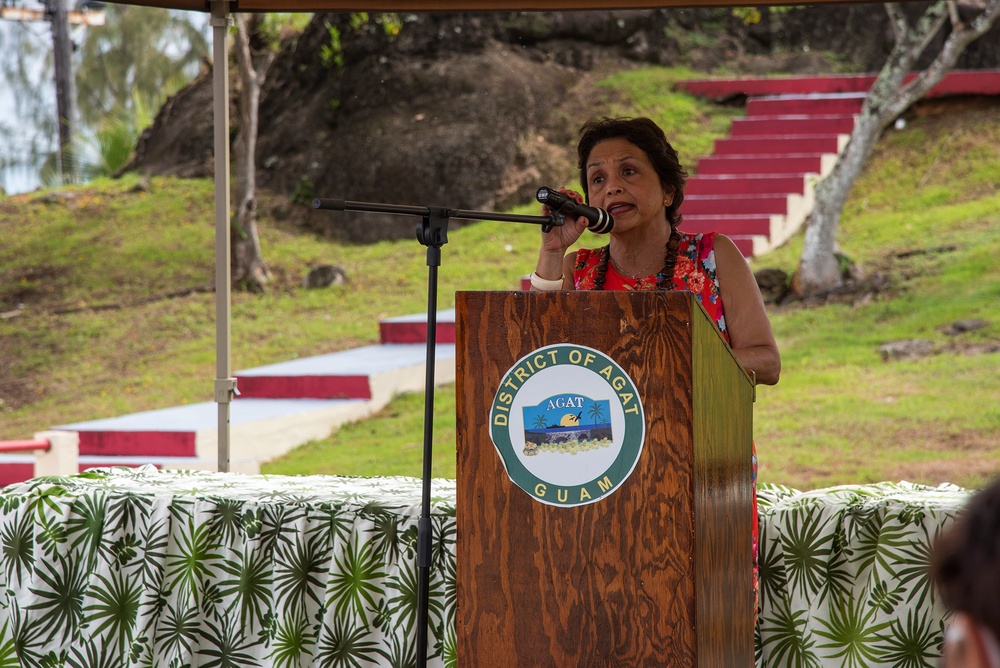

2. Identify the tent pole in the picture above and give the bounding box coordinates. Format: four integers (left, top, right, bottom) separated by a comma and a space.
211, 0, 235, 473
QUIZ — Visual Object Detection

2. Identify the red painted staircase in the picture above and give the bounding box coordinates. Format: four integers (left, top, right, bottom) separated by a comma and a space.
674, 69, 1000, 258
0, 313, 459, 486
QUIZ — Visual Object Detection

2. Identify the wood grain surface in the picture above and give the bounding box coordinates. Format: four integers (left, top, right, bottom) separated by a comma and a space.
456, 291, 752, 666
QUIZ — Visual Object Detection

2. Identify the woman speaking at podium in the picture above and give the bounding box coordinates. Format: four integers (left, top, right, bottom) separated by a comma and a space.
529, 115, 781, 615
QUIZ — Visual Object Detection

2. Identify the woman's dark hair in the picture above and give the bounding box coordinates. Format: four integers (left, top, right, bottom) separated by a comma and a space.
932, 477, 1000, 642
577, 117, 688, 227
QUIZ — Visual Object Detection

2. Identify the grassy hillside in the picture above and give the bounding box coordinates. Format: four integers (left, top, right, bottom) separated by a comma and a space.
2, 69, 998, 491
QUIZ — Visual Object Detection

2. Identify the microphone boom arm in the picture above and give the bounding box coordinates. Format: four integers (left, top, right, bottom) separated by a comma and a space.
312, 198, 563, 233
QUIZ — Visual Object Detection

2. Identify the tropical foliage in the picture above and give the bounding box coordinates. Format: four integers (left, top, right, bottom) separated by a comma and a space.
756, 481, 968, 668
73, 6, 207, 131
0, 467, 968, 667
0, 467, 456, 667
0, 5, 208, 192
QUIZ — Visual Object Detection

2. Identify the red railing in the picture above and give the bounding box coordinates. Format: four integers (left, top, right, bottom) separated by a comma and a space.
0, 439, 51, 453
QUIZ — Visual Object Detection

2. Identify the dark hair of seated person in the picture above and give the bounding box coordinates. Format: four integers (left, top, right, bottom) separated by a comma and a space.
933, 477, 1000, 643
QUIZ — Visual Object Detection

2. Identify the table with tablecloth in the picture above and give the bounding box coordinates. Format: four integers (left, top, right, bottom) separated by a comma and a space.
756, 481, 969, 667
0, 467, 971, 666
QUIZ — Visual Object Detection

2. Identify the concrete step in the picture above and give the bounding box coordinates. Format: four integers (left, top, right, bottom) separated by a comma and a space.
680, 214, 774, 238
681, 194, 792, 216
40, 342, 458, 471
746, 93, 866, 116
677, 74, 879, 98
379, 309, 456, 344
728, 236, 756, 258
53, 398, 370, 460
676, 70, 1000, 100
235, 343, 454, 400
713, 134, 847, 156
696, 153, 835, 176
682, 206, 808, 256
0, 457, 34, 487
0, 453, 261, 487
730, 115, 857, 136
685, 174, 810, 196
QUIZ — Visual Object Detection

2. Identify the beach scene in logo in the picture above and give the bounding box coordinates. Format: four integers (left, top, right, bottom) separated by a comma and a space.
521, 394, 613, 457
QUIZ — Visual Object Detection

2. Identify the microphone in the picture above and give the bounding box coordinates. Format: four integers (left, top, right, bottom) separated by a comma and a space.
536, 187, 614, 234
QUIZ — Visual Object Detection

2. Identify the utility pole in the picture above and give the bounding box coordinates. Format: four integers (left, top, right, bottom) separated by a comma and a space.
49, 0, 76, 182
0, 2, 104, 184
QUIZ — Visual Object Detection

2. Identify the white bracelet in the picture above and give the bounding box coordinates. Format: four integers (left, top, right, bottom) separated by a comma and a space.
529, 272, 564, 291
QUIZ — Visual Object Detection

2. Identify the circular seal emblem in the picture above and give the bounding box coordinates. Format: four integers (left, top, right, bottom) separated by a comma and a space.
489, 343, 645, 507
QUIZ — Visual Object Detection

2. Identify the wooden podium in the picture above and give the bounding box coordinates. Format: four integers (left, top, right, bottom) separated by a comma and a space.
455, 290, 754, 666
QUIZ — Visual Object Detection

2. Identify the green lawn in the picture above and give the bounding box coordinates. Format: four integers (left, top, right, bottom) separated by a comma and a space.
2, 68, 998, 492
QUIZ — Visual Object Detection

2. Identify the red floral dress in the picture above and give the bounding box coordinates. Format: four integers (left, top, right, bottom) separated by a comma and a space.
573, 231, 759, 615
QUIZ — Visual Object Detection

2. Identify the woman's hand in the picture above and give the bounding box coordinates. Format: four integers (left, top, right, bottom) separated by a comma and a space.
540, 188, 590, 253
531, 188, 589, 289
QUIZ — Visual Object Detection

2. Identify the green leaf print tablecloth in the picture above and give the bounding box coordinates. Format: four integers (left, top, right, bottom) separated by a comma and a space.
0, 466, 458, 668
756, 481, 970, 668
0, 467, 972, 667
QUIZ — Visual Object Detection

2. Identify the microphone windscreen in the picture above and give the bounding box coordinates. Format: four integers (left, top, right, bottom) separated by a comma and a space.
536, 186, 613, 234
587, 211, 614, 234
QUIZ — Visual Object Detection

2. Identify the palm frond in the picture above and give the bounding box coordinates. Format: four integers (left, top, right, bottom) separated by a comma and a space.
269, 608, 316, 668
814, 591, 894, 668
385, 558, 444, 638
432, 516, 456, 572
1, 513, 35, 587
370, 512, 402, 563
67, 637, 121, 668
327, 536, 388, 623
105, 492, 154, 533
35, 511, 69, 558
165, 518, 225, 605
153, 603, 200, 661
217, 548, 274, 633
378, 631, 418, 668
312, 505, 357, 548
0, 618, 24, 668
65, 493, 111, 568
872, 608, 942, 668
757, 520, 788, 613
436, 620, 457, 668
196, 613, 261, 668
24, 555, 87, 645
274, 531, 328, 611
209, 498, 250, 545
758, 599, 821, 668
315, 615, 383, 668
83, 569, 143, 657
780, 505, 834, 599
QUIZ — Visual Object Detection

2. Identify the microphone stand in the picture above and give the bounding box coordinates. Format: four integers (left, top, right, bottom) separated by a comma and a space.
312, 197, 559, 667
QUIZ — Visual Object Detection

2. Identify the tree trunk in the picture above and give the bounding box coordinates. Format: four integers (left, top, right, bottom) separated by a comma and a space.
50, 0, 77, 184
231, 14, 272, 293
794, 0, 1000, 296
793, 113, 882, 295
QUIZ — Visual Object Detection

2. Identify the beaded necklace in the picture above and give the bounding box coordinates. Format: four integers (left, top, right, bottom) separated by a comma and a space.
592, 227, 683, 290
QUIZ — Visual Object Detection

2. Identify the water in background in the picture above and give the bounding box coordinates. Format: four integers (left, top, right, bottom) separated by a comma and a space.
0, 19, 47, 195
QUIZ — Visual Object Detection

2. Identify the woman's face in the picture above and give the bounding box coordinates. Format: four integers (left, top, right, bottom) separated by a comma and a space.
584, 137, 669, 234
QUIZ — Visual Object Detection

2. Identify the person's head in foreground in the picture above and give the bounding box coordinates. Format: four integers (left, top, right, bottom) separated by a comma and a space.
933, 477, 1000, 667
